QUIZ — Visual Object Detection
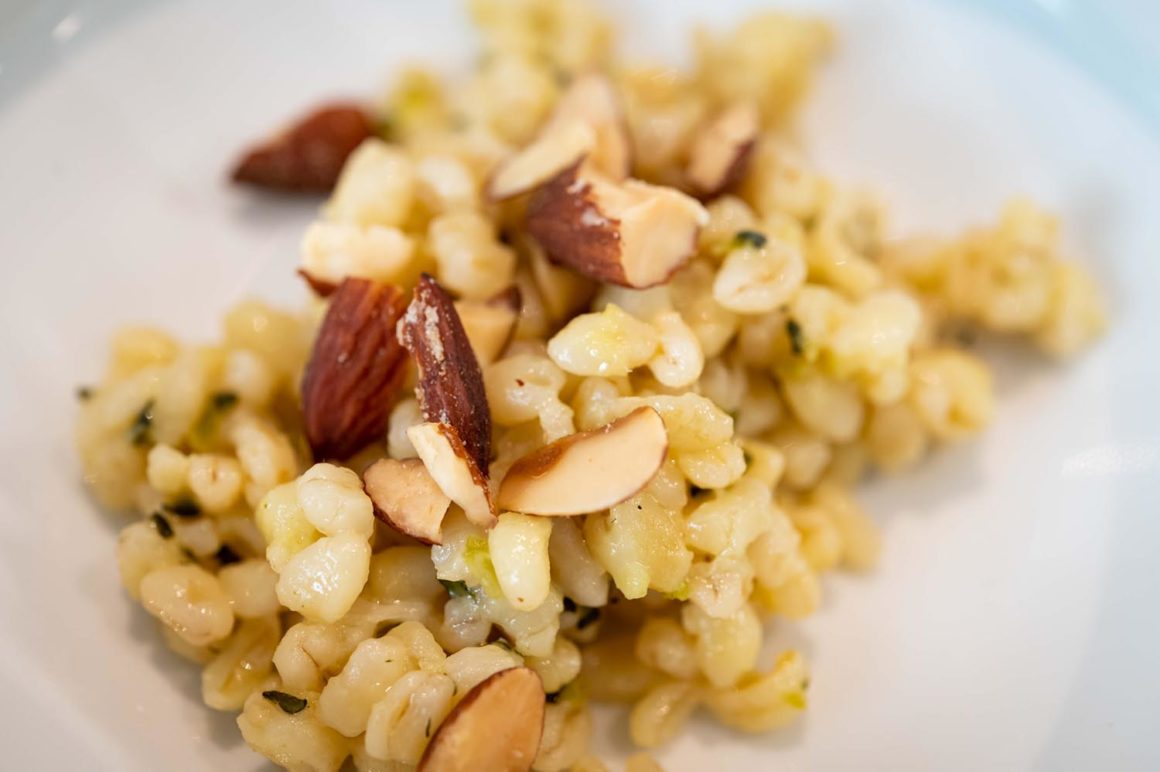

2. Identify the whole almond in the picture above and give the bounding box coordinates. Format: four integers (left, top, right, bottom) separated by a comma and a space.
231, 103, 375, 193
301, 278, 408, 460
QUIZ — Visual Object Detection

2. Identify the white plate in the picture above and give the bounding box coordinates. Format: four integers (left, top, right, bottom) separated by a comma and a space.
2, 0, 1159, 769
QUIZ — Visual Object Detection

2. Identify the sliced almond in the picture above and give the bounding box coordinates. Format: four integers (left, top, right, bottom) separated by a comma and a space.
686, 101, 760, 198
363, 457, 451, 544
231, 103, 375, 193
526, 165, 708, 288
301, 278, 409, 460
298, 268, 338, 297
454, 287, 521, 366
398, 274, 492, 474
497, 406, 668, 516
544, 73, 632, 181
408, 422, 496, 528
487, 120, 595, 201
418, 667, 544, 772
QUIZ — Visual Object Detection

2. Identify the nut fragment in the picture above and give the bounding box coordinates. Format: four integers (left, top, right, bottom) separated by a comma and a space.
301, 278, 409, 460
363, 457, 451, 544
686, 102, 760, 198
418, 667, 545, 772
454, 287, 521, 366
488, 121, 595, 201
526, 165, 709, 288
543, 73, 632, 181
231, 103, 375, 193
497, 406, 668, 516
398, 274, 492, 474
408, 422, 495, 528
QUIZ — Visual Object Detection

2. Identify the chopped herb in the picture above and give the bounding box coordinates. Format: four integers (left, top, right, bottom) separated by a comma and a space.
214, 544, 241, 565
210, 391, 239, 411
425, 717, 432, 737
165, 499, 201, 518
128, 400, 155, 446
636, 504, 643, 511
439, 579, 471, 598
150, 513, 174, 539
545, 689, 563, 704
733, 229, 768, 249
562, 597, 577, 613
262, 690, 307, 715
575, 607, 601, 631
76, 386, 94, 401
785, 318, 806, 356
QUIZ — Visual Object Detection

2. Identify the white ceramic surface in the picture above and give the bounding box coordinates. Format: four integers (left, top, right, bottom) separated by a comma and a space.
1, 0, 1159, 769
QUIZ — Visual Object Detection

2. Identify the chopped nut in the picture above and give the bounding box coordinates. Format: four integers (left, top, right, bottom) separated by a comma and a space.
301, 278, 409, 460
454, 287, 521, 366
397, 274, 492, 474
497, 407, 668, 516
686, 102, 760, 198
231, 103, 375, 193
488, 120, 595, 201
408, 422, 495, 528
363, 457, 451, 544
418, 667, 545, 772
543, 73, 632, 181
526, 165, 709, 288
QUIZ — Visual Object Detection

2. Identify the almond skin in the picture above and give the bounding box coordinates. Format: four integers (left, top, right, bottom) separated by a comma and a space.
397, 274, 492, 475
686, 101, 760, 198
231, 103, 375, 193
525, 162, 624, 284
301, 278, 409, 460
418, 667, 545, 772
363, 457, 450, 544
298, 268, 339, 297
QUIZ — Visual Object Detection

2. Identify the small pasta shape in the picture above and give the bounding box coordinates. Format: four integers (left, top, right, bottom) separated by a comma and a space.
140, 564, 235, 647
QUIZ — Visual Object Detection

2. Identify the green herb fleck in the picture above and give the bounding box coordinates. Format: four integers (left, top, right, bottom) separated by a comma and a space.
128, 400, 155, 446
733, 229, 768, 249
439, 579, 471, 598
76, 386, 94, 401
214, 544, 241, 565
262, 690, 308, 714
786, 318, 806, 356
165, 499, 201, 518
576, 607, 601, 631
211, 391, 239, 411
150, 513, 173, 539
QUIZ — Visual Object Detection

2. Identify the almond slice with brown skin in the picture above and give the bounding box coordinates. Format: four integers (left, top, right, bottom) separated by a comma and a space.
231, 103, 375, 193
301, 278, 408, 460
544, 73, 632, 181
408, 422, 496, 528
497, 406, 668, 516
686, 101, 760, 198
526, 165, 709, 288
487, 120, 595, 201
398, 274, 492, 474
363, 457, 451, 544
418, 667, 544, 772
454, 287, 521, 366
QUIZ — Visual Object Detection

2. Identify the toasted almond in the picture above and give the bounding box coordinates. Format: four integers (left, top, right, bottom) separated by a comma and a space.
231, 103, 375, 193
398, 274, 492, 474
487, 120, 595, 201
408, 422, 496, 528
497, 407, 668, 516
454, 287, 521, 366
686, 102, 760, 198
544, 73, 632, 181
526, 165, 709, 288
418, 667, 544, 772
301, 278, 409, 460
363, 457, 451, 544
298, 268, 338, 297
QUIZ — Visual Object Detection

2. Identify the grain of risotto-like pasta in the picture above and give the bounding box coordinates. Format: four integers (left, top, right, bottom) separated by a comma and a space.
76, 1, 1106, 769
